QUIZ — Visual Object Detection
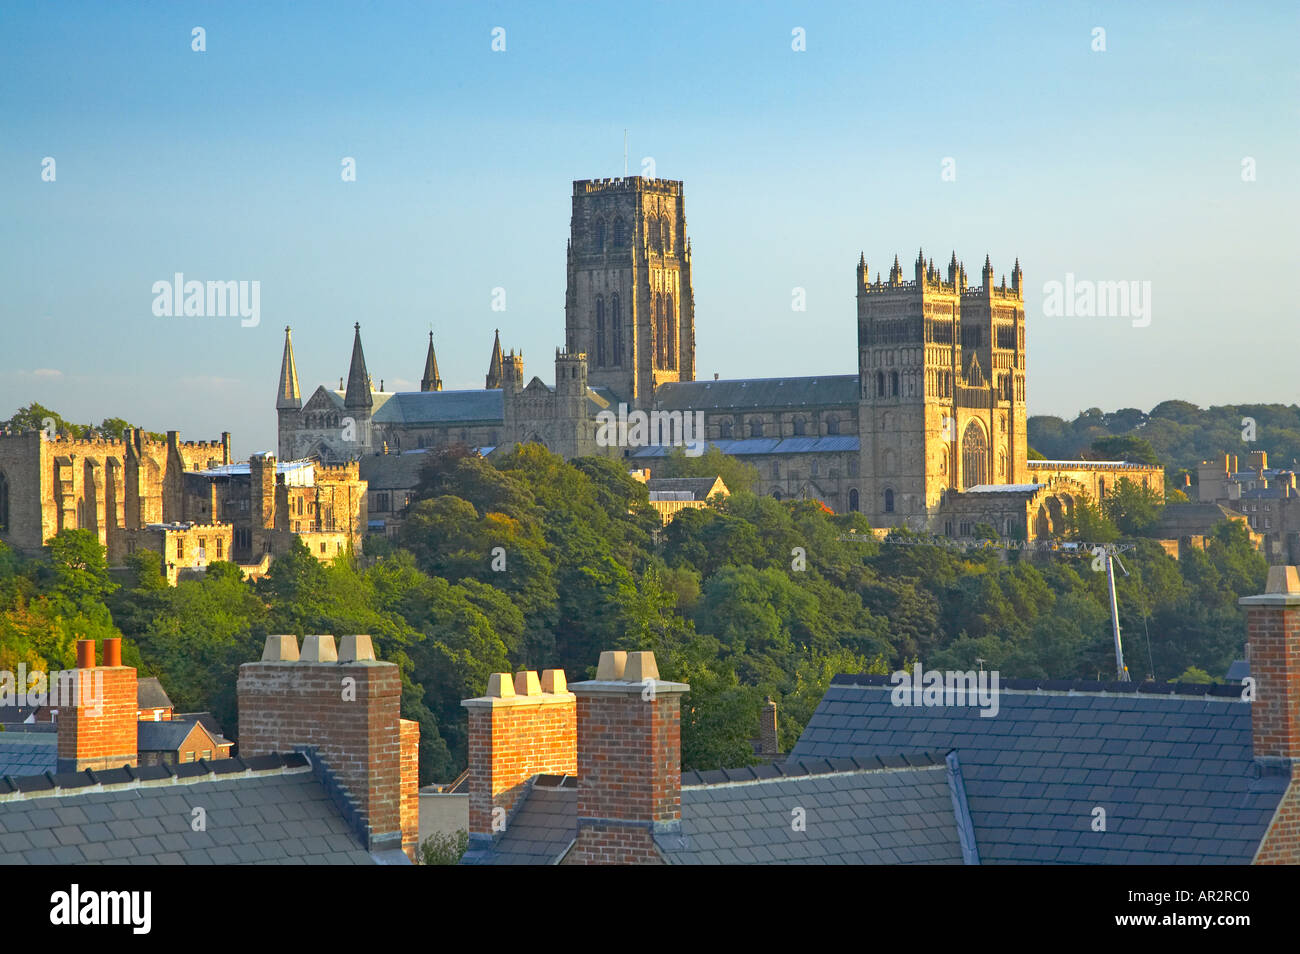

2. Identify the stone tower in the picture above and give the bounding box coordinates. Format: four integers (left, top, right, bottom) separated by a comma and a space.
564, 177, 695, 406
856, 249, 1027, 528
276, 326, 302, 460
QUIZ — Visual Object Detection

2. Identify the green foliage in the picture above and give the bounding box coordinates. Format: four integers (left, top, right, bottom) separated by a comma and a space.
0, 438, 1273, 784
417, 829, 469, 865
653, 445, 760, 494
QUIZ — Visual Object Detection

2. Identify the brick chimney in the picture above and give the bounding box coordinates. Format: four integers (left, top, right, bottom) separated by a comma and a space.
759, 696, 779, 757
566, 650, 689, 864
461, 669, 576, 845
1240, 566, 1300, 863
1240, 566, 1300, 765
236, 634, 419, 859
56, 638, 138, 773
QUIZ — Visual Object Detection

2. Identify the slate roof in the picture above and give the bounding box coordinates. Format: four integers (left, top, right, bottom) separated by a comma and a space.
644, 477, 725, 501
0, 732, 57, 777
137, 677, 174, 712
659, 757, 968, 865
359, 450, 432, 491
631, 436, 859, 458
462, 755, 972, 865
136, 718, 222, 753
788, 676, 1287, 864
655, 375, 859, 411
0, 753, 379, 865
372, 389, 504, 426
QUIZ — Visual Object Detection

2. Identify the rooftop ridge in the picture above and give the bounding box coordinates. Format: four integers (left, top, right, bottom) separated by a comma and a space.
829, 672, 1247, 700
0, 752, 311, 802
680, 750, 949, 788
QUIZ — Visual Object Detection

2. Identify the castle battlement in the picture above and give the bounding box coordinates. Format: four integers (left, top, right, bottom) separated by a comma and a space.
576, 176, 683, 196
316, 460, 361, 480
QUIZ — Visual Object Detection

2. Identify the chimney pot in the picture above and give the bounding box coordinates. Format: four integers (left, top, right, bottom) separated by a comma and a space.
486, 672, 516, 698
76, 639, 96, 669
595, 650, 627, 680
301, 634, 338, 663
1265, 565, 1300, 595
541, 669, 567, 693
102, 637, 122, 668
622, 651, 659, 683
514, 670, 542, 696
261, 634, 301, 662
339, 634, 376, 662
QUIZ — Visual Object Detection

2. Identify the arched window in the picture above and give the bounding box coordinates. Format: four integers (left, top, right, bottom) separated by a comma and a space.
662, 217, 672, 251
826, 417, 840, 435
719, 419, 733, 438
1099, 478, 1106, 498
1, 470, 11, 532
793, 417, 806, 437
649, 218, 661, 248
849, 488, 859, 512
876, 372, 886, 397
771, 461, 780, 478
613, 217, 627, 247
610, 293, 622, 367
962, 421, 989, 489
884, 488, 894, 513
750, 418, 763, 438
595, 219, 606, 252
890, 370, 899, 396
595, 297, 606, 367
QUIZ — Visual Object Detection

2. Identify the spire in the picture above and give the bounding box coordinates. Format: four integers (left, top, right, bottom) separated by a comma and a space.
276, 326, 301, 410
421, 331, 442, 392
344, 322, 373, 409
485, 328, 503, 389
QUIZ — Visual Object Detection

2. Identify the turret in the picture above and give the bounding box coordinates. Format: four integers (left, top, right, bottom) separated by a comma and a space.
344, 323, 373, 411
501, 349, 524, 396
914, 247, 926, 283
420, 331, 442, 392
1011, 257, 1022, 294
276, 326, 301, 411
486, 329, 504, 389
981, 254, 994, 289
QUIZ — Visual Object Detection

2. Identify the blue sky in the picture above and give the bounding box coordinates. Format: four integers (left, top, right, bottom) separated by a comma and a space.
2, 1, 1297, 458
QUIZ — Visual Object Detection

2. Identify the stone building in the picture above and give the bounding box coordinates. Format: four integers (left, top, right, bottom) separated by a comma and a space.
1195, 451, 1300, 561
273, 175, 1162, 540
0, 427, 367, 580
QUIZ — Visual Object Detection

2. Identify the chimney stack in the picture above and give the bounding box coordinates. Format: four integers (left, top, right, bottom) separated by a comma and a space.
1240, 567, 1300, 863
236, 634, 420, 859
461, 668, 576, 845
759, 697, 779, 757
1240, 568, 1300, 765
56, 638, 138, 773
566, 650, 689, 864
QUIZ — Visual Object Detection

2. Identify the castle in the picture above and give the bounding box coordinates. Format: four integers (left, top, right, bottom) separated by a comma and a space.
0, 428, 367, 581
277, 175, 1160, 540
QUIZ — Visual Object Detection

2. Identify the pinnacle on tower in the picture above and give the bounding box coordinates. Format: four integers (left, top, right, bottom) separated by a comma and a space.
277, 326, 301, 410
421, 331, 443, 392
344, 322, 373, 410
485, 329, 504, 389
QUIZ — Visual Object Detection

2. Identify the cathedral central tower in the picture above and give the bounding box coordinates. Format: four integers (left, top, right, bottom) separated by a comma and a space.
564, 177, 695, 406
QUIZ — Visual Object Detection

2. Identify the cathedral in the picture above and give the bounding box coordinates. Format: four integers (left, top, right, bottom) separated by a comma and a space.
275, 176, 1162, 540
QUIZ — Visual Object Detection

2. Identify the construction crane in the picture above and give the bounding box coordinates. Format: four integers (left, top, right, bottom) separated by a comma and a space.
841, 530, 1137, 681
